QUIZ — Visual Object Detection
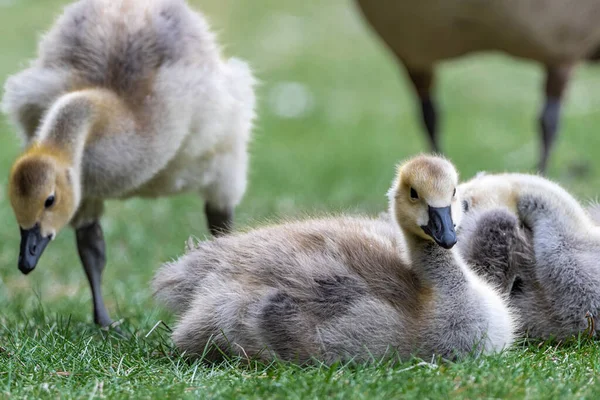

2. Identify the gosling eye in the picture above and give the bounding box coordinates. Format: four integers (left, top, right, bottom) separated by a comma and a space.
453, 188, 456, 198
410, 187, 419, 201
44, 195, 55, 209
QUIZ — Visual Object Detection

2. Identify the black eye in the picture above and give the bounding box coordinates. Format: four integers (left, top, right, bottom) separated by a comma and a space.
410, 187, 419, 200
44, 195, 55, 209
453, 188, 457, 198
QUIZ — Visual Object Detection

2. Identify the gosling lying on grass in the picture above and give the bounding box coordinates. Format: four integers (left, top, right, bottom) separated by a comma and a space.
2, 0, 256, 328
457, 173, 600, 340
153, 155, 516, 363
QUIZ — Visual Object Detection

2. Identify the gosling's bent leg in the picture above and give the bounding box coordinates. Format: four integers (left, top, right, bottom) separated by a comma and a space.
76, 221, 113, 328
200, 146, 247, 237
205, 203, 233, 237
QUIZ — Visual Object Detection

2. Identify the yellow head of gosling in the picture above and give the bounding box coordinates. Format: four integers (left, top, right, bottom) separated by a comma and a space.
389, 154, 462, 249
8, 146, 79, 274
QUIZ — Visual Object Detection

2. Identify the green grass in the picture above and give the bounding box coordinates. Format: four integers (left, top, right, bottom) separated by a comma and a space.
0, 0, 599, 398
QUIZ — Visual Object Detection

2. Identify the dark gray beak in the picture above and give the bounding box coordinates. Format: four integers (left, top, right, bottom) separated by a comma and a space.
18, 224, 51, 274
421, 206, 457, 249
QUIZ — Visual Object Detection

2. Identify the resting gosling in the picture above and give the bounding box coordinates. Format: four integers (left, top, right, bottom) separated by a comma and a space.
153, 155, 516, 363
457, 173, 600, 339
354, 0, 600, 173
1, 0, 256, 328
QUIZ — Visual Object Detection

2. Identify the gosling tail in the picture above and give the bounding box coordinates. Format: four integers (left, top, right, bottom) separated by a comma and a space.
152, 240, 204, 316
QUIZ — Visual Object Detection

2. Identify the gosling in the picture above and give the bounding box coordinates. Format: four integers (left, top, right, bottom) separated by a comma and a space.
153, 155, 516, 363
1, 0, 256, 328
457, 173, 600, 339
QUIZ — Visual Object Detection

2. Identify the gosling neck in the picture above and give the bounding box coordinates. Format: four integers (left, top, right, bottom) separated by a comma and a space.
403, 232, 453, 264
401, 228, 467, 286
32, 89, 127, 170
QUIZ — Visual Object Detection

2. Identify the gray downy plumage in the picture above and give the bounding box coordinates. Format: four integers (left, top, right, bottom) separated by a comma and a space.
457, 185, 600, 340
153, 155, 516, 364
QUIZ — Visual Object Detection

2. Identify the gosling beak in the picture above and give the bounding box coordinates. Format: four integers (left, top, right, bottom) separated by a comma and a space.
18, 224, 51, 275
421, 206, 457, 249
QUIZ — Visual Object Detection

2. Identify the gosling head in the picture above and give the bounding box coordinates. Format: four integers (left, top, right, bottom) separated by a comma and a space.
8, 150, 79, 274
388, 154, 462, 249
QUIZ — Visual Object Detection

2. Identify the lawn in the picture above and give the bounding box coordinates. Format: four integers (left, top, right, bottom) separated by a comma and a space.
0, 0, 599, 398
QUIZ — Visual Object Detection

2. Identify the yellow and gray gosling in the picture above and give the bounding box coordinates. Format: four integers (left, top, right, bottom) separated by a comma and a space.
457, 172, 600, 339
2, 0, 256, 328
153, 155, 516, 363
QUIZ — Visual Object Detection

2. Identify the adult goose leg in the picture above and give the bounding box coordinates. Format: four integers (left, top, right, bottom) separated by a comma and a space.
407, 67, 439, 152
538, 65, 572, 174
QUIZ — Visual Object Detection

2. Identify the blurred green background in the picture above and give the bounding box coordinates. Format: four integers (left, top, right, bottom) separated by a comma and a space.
0, 0, 599, 360
1, 1, 600, 398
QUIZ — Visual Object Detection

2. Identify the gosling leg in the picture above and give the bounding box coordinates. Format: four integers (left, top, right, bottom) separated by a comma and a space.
538, 65, 572, 174
76, 221, 113, 328
406, 67, 439, 153
585, 311, 596, 338
205, 203, 233, 237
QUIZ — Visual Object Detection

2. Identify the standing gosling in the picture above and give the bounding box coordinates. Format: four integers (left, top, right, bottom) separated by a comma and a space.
457, 173, 600, 339
354, 0, 600, 173
153, 155, 516, 363
1, 0, 256, 328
